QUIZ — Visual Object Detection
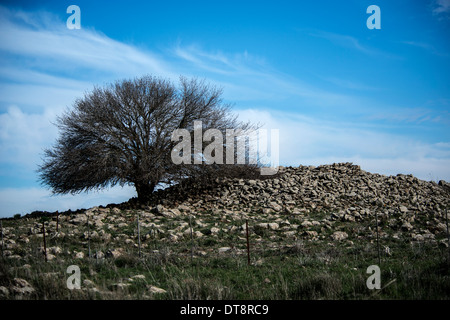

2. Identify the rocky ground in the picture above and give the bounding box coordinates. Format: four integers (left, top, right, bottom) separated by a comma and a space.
1, 162, 449, 299
142, 162, 450, 240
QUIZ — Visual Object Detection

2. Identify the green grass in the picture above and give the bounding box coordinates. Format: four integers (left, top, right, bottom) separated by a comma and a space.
1, 210, 449, 300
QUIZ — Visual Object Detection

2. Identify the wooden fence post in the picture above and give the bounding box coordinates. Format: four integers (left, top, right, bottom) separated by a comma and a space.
56, 211, 59, 233
87, 214, 91, 259
446, 208, 449, 265
246, 220, 250, 266
375, 211, 381, 267
137, 213, 141, 258
1, 220, 4, 258
189, 215, 194, 263
42, 220, 47, 262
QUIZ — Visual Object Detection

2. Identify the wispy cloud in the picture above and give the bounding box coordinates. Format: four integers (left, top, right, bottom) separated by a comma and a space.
400, 40, 448, 57
172, 43, 360, 110
0, 5, 358, 114
0, 106, 57, 170
237, 109, 450, 181
321, 76, 380, 92
306, 30, 398, 59
0, 185, 137, 216
173, 44, 268, 76
367, 107, 442, 124
0, 5, 176, 82
432, 0, 450, 15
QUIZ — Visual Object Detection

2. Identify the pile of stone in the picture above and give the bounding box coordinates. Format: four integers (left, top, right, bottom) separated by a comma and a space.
2, 162, 448, 263
135, 162, 449, 222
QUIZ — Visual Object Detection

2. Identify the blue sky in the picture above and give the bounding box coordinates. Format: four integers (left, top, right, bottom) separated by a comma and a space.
0, 0, 449, 217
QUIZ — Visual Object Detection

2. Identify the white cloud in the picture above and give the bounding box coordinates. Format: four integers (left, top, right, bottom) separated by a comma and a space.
173, 43, 270, 76
0, 106, 57, 170
400, 40, 448, 57
432, 0, 450, 14
320, 77, 379, 92
0, 8, 171, 78
305, 30, 399, 59
0, 185, 136, 218
173, 44, 360, 110
237, 109, 450, 182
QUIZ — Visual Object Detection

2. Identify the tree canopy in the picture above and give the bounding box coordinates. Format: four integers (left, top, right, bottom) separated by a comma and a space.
38, 75, 259, 203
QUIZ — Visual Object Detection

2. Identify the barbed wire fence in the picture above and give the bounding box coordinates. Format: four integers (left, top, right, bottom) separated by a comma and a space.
0, 205, 449, 293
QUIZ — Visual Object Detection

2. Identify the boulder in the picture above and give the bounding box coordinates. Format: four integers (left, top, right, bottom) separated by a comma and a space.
69, 214, 88, 225
106, 248, 125, 259
257, 223, 279, 231
0, 286, 9, 298
11, 278, 35, 297
331, 231, 348, 241
218, 247, 232, 253
148, 285, 167, 294
401, 222, 414, 231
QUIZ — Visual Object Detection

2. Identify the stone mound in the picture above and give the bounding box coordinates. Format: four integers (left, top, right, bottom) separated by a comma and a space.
125, 162, 449, 223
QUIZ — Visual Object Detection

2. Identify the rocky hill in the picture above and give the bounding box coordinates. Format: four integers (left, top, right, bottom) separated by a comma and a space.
147, 162, 449, 213
1, 162, 449, 299
8, 162, 450, 247
126, 162, 450, 241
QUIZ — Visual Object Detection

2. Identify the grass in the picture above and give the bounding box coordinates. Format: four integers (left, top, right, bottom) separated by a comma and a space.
1, 208, 449, 300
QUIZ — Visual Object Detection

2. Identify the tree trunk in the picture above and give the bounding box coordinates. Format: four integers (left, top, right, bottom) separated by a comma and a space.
135, 181, 156, 203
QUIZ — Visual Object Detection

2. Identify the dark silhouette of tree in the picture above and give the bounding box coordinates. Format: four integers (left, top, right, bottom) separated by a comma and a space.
38, 75, 259, 203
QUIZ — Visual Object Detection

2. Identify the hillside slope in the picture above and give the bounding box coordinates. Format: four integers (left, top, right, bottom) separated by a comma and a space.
1, 162, 449, 300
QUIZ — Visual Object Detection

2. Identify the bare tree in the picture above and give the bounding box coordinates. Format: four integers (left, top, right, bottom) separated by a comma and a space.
38, 75, 259, 203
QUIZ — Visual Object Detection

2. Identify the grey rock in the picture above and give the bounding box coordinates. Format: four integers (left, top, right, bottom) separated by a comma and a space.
148, 285, 167, 294
0, 286, 9, 298
401, 222, 414, 231
331, 231, 348, 241
106, 248, 125, 259
399, 206, 408, 213
257, 223, 279, 230
11, 278, 35, 297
